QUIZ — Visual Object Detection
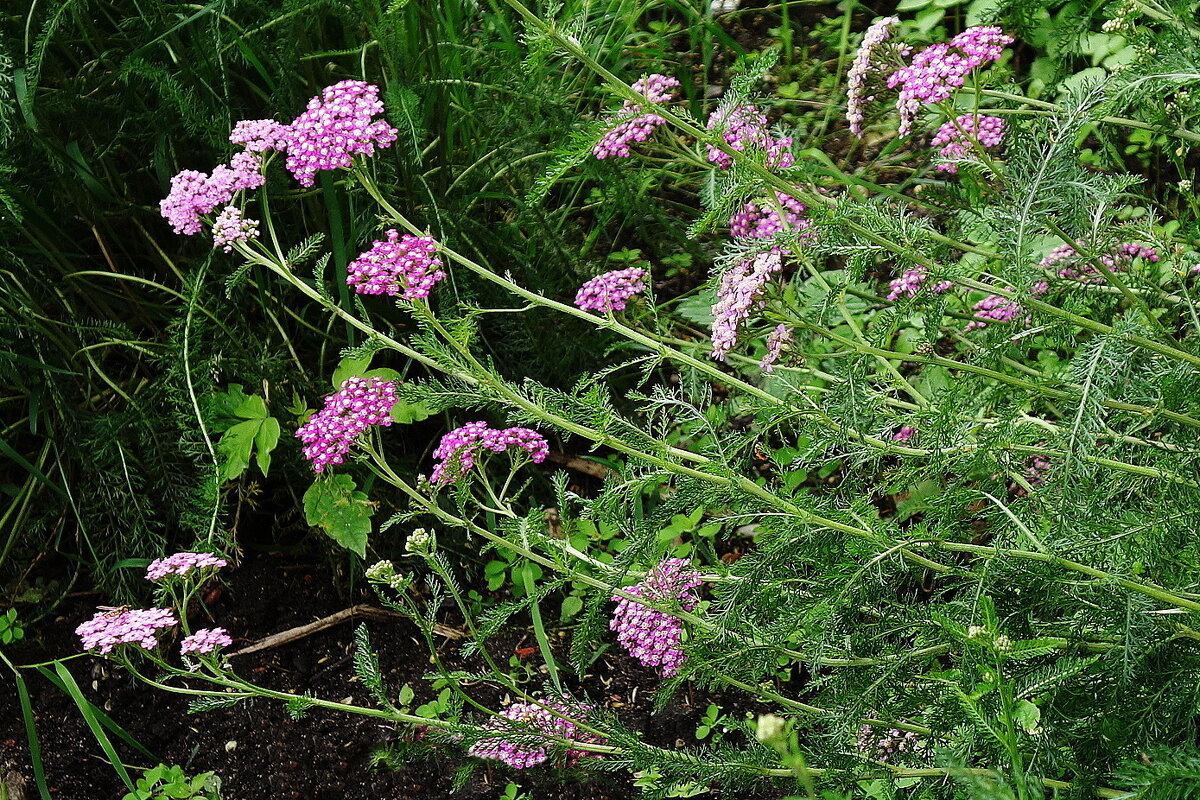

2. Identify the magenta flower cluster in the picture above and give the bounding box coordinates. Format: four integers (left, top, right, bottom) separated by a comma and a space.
729, 193, 814, 241
891, 425, 917, 442
705, 104, 794, 171
610, 558, 702, 677
467, 699, 603, 769
886, 265, 953, 300
574, 266, 649, 312
295, 376, 399, 473
160, 152, 265, 237
710, 248, 785, 361
76, 608, 178, 655
146, 552, 228, 581
760, 324, 792, 373
281, 80, 398, 187
1040, 241, 1159, 282
429, 422, 549, 484
211, 206, 260, 252
887, 27, 1013, 134
593, 74, 681, 159
346, 231, 445, 299
847, 17, 902, 137
930, 115, 1005, 172
180, 627, 233, 656
964, 281, 1047, 330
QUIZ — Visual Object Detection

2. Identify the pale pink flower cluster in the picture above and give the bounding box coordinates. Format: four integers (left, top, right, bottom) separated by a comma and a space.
710, 248, 785, 361
856, 722, 919, 762
430, 421, 549, 484
729, 193, 814, 240
574, 266, 649, 312
229, 119, 289, 152
760, 324, 792, 373
281, 80, 398, 187
847, 17, 902, 136
610, 558, 702, 677
159, 152, 265, 236
295, 376, 399, 473
1040, 241, 1159, 282
930, 115, 1005, 172
146, 552, 228, 581
76, 608, 178, 654
705, 104, 794, 170
593, 74, 681, 159
887, 27, 1013, 134
346, 231, 445, 299
180, 627, 233, 655
211, 206, 260, 252
467, 699, 603, 769
964, 281, 1047, 330
886, 265, 952, 300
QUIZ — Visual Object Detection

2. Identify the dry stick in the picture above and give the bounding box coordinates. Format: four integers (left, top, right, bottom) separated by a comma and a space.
225, 605, 468, 657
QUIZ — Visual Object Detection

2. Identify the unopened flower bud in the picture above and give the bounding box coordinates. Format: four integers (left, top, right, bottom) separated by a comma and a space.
756, 713, 787, 743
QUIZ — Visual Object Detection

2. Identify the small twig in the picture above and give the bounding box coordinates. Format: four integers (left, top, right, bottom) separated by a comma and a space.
228, 604, 402, 656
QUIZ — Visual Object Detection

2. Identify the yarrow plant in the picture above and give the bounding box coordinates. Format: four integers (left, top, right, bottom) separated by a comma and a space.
467, 699, 604, 769
930, 114, 1006, 172
710, 248, 785, 361
76, 608, 178, 655
593, 73, 680, 159
705, 104, 794, 170
179, 628, 234, 656
277, 80, 397, 187
429, 421, 549, 484
345, 231, 446, 299
610, 558, 702, 677
146, 552, 228, 581
846, 16, 902, 137
573, 266, 649, 312
295, 376, 399, 473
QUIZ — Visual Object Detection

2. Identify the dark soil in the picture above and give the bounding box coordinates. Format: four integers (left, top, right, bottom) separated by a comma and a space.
0, 553, 794, 800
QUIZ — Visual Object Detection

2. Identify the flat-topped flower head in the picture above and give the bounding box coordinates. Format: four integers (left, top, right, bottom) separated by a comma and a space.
346, 231, 445, 299
930, 115, 1005, 173
887, 27, 1013, 134
77, 607, 177, 654
574, 266, 649, 312
230, 119, 289, 152
429, 421, 548, 484
295, 376, 399, 473
729, 193, 813, 240
180, 627, 233, 656
593, 73, 681, 159
1040, 241, 1159, 282
211, 206, 260, 252
160, 153, 265, 237
706, 104, 793, 170
146, 552, 228, 581
468, 698, 603, 769
280, 80, 397, 187
886, 265, 952, 300
610, 558, 702, 677
710, 248, 785, 361
964, 281, 1046, 330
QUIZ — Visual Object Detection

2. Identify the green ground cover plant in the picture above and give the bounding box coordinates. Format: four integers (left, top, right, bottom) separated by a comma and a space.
6, 0, 1200, 797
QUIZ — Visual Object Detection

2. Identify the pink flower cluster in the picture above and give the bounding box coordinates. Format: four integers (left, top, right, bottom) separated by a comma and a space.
230, 119, 289, 152
295, 376, 399, 473
610, 558, 702, 677
180, 627, 233, 655
574, 266, 649, 312
760, 324, 792, 373
892, 425, 917, 442
76, 608, 177, 654
729, 193, 814, 240
159, 152, 265, 236
964, 281, 1047, 330
847, 17, 902, 137
710, 248, 785, 361
468, 699, 603, 769
887, 27, 1013, 134
281, 80, 397, 187
211, 206, 260, 252
930, 115, 1005, 172
705, 105, 794, 170
146, 552, 228, 581
856, 722, 920, 762
346, 231, 445, 299
886, 265, 953, 300
1040, 241, 1159, 282
430, 422, 549, 484
593, 74, 681, 159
